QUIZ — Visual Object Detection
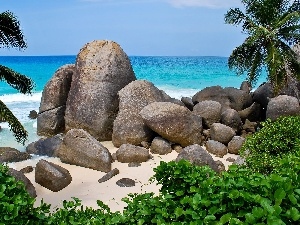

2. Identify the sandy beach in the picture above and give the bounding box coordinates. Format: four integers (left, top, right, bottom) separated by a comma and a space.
8, 141, 238, 212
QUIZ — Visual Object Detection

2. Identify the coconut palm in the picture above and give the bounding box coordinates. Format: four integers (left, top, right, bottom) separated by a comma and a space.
0, 11, 34, 144
225, 0, 300, 95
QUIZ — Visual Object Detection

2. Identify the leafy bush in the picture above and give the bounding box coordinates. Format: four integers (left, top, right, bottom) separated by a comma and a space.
122, 159, 300, 224
240, 115, 300, 174
0, 163, 49, 224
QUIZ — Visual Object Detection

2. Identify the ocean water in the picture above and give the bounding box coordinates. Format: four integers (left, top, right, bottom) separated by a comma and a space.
0, 56, 267, 151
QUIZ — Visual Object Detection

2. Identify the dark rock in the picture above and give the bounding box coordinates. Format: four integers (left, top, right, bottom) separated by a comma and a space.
116, 144, 150, 163
116, 178, 135, 187
238, 102, 261, 122
172, 144, 183, 153
266, 95, 300, 121
57, 129, 112, 172
26, 134, 63, 157
65, 40, 136, 141
181, 97, 194, 111
28, 110, 38, 119
0, 147, 31, 163
35, 159, 72, 192
175, 144, 219, 172
221, 109, 242, 133
210, 123, 235, 144
37, 105, 66, 136
39, 64, 74, 113
128, 162, 141, 167
112, 80, 166, 147
8, 168, 37, 198
193, 100, 222, 128
228, 136, 245, 155
140, 102, 203, 147
19, 166, 34, 174
112, 153, 117, 161
98, 168, 119, 183
205, 140, 227, 158
252, 82, 274, 115
150, 137, 172, 155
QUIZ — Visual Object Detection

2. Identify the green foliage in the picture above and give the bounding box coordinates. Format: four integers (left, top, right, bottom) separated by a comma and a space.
240, 115, 300, 174
121, 159, 300, 224
0, 163, 49, 224
225, 0, 300, 94
46, 197, 124, 224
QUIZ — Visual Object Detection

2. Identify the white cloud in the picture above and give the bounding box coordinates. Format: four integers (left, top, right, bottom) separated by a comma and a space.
166, 0, 242, 8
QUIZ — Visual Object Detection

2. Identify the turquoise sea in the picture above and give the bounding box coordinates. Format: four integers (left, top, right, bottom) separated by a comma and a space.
0, 56, 267, 151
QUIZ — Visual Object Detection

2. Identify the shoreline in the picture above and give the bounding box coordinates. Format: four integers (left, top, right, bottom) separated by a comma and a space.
7, 141, 237, 212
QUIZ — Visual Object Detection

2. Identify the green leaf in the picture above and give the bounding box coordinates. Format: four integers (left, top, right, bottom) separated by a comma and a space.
289, 207, 300, 221
274, 188, 286, 202
245, 213, 256, 224
252, 207, 265, 219
288, 194, 297, 205
174, 207, 184, 218
219, 213, 232, 224
204, 214, 216, 223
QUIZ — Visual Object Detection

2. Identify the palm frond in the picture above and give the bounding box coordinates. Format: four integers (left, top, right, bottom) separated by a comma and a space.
0, 100, 27, 145
0, 65, 34, 94
224, 8, 246, 26
0, 11, 27, 50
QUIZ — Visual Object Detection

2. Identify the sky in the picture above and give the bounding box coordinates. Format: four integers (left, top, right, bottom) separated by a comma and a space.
0, 0, 245, 57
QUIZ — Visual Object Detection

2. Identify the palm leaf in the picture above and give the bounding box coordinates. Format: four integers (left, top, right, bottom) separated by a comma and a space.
0, 100, 28, 145
0, 65, 34, 94
0, 11, 27, 49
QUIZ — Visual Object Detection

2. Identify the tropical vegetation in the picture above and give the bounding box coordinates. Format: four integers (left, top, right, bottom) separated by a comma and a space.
225, 0, 300, 95
0, 11, 34, 144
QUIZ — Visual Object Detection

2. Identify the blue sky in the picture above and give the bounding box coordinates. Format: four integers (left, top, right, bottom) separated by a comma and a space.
0, 0, 245, 56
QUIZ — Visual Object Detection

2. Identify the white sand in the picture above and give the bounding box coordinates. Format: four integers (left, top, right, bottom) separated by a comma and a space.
8, 141, 237, 212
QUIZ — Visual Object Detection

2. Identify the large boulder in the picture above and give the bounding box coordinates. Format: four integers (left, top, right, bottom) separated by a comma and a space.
192, 86, 252, 111
112, 80, 167, 147
150, 137, 173, 155
140, 102, 203, 147
193, 100, 222, 128
252, 82, 274, 116
0, 147, 31, 163
37, 106, 66, 136
39, 64, 74, 113
26, 134, 63, 157
221, 109, 242, 133
35, 159, 72, 192
116, 144, 150, 163
8, 168, 37, 198
175, 144, 219, 172
56, 129, 112, 172
65, 40, 136, 141
37, 65, 74, 136
210, 123, 235, 144
266, 95, 300, 121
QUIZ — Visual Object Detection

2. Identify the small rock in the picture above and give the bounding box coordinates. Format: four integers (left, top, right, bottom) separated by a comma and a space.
28, 110, 38, 119
116, 144, 150, 163
141, 141, 151, 149
20, 166, 34, 174
0, 147, 31, 163
111, 153, 117, 161
172, 144, 183, 153
233, 156, 246, 166
116, 178, 135, 187
181, 97, 194, 111
215, 160, 225, 172
226, 157, 236, 162
128, 162, 141, 167
206, 140, 228, 158
150, 137, 172, 155
98, 168, 119, 183
228, 136, 245, 155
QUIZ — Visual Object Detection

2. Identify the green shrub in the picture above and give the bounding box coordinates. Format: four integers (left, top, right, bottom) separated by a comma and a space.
0, 163, 49, 224
121, 159, 300, 224
240, 115, 300, 174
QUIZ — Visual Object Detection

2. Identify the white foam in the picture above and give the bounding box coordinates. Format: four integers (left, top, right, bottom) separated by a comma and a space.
158, 85, 198, 99
0, 92, 42, 103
